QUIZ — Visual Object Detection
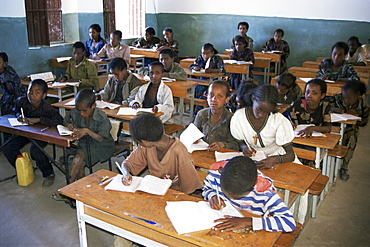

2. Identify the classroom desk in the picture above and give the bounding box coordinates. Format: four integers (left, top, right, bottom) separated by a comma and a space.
50, 57, 110, 74
253, 57, 272, 83
302, 61, 370, 74
129, 54, 145, 72
0, 115, 75, 184
270, 76, 345, 96
133, 73, 198, 124
130, 47, 159, 58
59, 169, 281, 247
252, 52, 282, 75
183, 68, 224, 82
180, 58, 250, 79
190, 149, 320, 205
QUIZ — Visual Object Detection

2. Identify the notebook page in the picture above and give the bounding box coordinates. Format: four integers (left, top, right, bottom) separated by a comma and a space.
8, 118, 28, 126
187, 139, 209, 153
215, 151, 243, 162
56, 125, 73, 136
135, 175, 172, 196
104, 175, 142, 193
179, 123, 205, 151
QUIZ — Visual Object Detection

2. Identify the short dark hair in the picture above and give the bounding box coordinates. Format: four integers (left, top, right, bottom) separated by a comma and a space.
209, 80, 231, 97
238, 81, 258, 104
275, 29, 284, 37
0, 51, 9, 63
306, 79, 327, 94
220, 156, 257, 196
347, 36, 361, 45
343, 80, 366, 96
89, 24, 102, 33
145, 27, 156, 36
75, 88, 95, 108
237, 21, 249, 30
149, 61, 164, 72
202, 43, 218, 54
159, 48, 174, 58
109, 57, 127, 72
276, 72, 297, 88
129, 114, 164, 142
235, 36, 248, 48
331, 42, 349, 55
30, 79, 48, 94
73, 42, 86, 51
163, 27, 173, 33
112, 30, 122, 40
245, 84, 279, 110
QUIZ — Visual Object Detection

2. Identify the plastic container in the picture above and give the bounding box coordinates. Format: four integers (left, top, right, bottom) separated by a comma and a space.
15, 152, 34, 186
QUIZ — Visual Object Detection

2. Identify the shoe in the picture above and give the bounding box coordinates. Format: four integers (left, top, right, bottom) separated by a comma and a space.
340, 168, 350, 181
51, 192, 76, 209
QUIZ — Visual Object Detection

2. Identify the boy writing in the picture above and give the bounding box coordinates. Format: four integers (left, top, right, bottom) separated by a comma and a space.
2, 79, 64, 187
203, 156, 296, 232
130, 61, 174, 123
95, 57, 143, 106
65, 89, 115, 182
59, 42, 98, 91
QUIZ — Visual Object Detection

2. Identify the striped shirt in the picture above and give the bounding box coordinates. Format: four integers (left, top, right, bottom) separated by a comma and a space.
202, 167, 296, 232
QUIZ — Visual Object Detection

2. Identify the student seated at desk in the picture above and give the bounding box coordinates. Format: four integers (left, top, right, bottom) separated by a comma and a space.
284, 79, 332, 137
157, 27, 180, 62
202, 156, 296, 232
346, 36, 367, 66
330, 80, 369, 180
193, 80, 239, 151
93, 30, 130, 66
59, 42, 98, 91
130, 61, 174, 123
227, 80, 257, 113
230, 84, 300, 169
95, 57, 143, 106
229, 36, 254, 90
132, 26, 160, 49
231, 21, 254, 50
263, 29, 290, 73
2, 79, 63, 187
65, 89, 115, 182
275, 72, 302, 104
138, 49, 187, 81
122, 114, 202, 193
316, 42, 359, 81
85, 24, 106, 59
0, 51, 26, 116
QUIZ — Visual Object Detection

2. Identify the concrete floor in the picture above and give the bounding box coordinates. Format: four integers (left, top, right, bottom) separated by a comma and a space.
0, 119, 369, 247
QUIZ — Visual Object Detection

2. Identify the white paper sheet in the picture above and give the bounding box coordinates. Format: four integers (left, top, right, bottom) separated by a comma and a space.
179, 123, 205, 152
215, 151, 244, 162
8, 118, 28, 126
330, 113, 361, 122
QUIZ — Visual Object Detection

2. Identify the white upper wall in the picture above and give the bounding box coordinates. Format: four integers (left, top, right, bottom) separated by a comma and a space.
146, 0, 370, 22
0, 0, 25, 17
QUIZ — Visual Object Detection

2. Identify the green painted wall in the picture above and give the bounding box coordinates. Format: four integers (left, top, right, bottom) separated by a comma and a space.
146, 13, 370, 68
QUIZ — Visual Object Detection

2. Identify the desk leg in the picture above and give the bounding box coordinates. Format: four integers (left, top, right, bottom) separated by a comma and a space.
284, 190, 290, 205
189, 87, 195, 122
63, 147, 70, 184
76, 201, 88, 247
178, 98, 184, 125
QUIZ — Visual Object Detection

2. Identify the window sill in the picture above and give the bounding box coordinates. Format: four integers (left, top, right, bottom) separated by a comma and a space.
28, 42, 74, 49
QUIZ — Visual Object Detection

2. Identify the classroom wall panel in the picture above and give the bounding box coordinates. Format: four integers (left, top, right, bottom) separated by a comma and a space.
147, 13, 370, 68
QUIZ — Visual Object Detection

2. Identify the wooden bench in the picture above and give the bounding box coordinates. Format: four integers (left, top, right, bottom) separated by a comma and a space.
274, 223, 303, 247
308, 174, 329, 218
327, 144, 349, 183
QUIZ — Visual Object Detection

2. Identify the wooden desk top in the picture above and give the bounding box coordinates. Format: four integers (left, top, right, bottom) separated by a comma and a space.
52, 99, 163, 121
0, 115, 74, 147
293, 133, 341, 150
191, 150, 320, 195
50, 57, 109, 69
180, 59, 250, 74
59, 169, 281, 247
184, 68, 224, 79
130, 47, 159, 58
253, 52, 282, 62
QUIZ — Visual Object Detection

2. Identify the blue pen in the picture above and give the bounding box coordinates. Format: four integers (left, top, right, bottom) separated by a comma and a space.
123, 212, 162, 227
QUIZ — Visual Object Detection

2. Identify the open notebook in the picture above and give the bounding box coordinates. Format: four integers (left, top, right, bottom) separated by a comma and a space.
165, 200, 243, 234
8, 118, 28, 127
56, 125, 73, 136
215, 151, 266, 162
330, 113, 361, 122
105, 174, 172, 196
179, 123, 207, 153
294, 124, 325, 137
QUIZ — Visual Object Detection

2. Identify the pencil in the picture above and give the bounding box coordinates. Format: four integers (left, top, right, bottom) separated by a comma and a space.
40, 126, 49, 132
21, 108, 25, 120
214, 178, 221, 205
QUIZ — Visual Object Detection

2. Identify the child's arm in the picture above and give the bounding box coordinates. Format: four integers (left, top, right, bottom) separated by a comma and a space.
338, 64, 360, 81
73, 128, 103, 142
155, 86, 174, 123
256, 144, 295, 169
189, 55, 204, 70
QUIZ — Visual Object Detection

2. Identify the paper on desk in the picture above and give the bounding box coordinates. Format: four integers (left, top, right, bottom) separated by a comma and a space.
294, 124, 326, 137
8, 118, 28, 126
51, 81, 80, 87
117, 107, 153, 115
65, 99, 75, 105
96, 100, 120, 109
57, 125, 73, 136
223, 60, 253, 65
191, 69, 206, 73
56, 57, 72, 63
161, 77, 176, 82
165, 200, 243, 235
215, 151, 243, 162
179, 123, 205, 152
30, 72, 55, 82
187, 139, 209, 153
105, 174, 172, 196
330, 113, 361, 122
300, 78, 314, 83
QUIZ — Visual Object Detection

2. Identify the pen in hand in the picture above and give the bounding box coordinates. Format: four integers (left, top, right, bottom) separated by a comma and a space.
21, 107, 25, 121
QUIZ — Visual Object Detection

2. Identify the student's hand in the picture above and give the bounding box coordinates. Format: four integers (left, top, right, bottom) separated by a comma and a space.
208, 142, 225, 151
162, 72, 169, 77
68, 123, 77, 132
72, 128, 89, 139
256, 156, 279, 169
121, 174, 132, 186
131, 103, 140, 109
26, 118, 40, 125
17, 116, 26, 123
193, 139, 201, 144
152, 106, 158, 113
210, 195, 226, 210
321, 75, 329, 81
193, 66, 201, 71
59, 76, 67, 82
331, 107, 344, 114
297, 126, 314, 137
347, 108, 359, 116
242, 147, 256, 157
213, 216, 252, 232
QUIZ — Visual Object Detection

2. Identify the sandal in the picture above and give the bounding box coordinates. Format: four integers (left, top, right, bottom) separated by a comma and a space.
340, 168, 350, 181
51, 192, 76, 209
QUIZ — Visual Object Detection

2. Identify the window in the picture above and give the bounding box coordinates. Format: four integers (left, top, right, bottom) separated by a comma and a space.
25, 0, 63, 46
115, 0, 145, 39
